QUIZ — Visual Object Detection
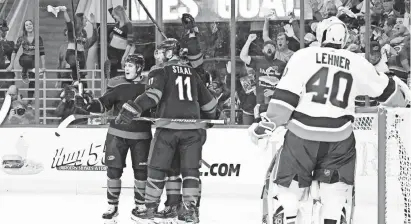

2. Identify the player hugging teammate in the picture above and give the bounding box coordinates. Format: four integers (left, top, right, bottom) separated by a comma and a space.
250, 17, 411, 224
84, 54, 152, 224
116, 38, 217, 224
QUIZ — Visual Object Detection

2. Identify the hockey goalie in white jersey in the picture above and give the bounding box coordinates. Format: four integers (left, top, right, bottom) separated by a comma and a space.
250, 16, 410, 224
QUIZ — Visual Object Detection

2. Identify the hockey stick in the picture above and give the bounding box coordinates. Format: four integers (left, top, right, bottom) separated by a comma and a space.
71, 0, 83, 95
0, 94, 11, 125
55, 114, 226, 137
133, 0, 167, 39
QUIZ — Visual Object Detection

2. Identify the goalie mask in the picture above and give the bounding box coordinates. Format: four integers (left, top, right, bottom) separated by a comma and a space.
154, 38, 181, 63
316, 16, 349, 49
124, 54, 145, 81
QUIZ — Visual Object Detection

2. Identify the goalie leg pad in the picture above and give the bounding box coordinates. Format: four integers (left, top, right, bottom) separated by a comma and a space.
319, 182, 353, 224
269, 181, 306, 224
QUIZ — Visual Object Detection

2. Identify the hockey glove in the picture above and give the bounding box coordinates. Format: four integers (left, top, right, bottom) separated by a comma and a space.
115, 100, 142, 124
248, 120, 276, 146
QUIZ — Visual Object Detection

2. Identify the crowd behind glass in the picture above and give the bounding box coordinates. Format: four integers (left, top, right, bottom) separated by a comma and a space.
0, 0, 409, 125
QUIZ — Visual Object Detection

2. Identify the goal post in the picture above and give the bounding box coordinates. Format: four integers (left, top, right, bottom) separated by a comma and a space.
355, 106, 411, 224
377, 107, 386, 224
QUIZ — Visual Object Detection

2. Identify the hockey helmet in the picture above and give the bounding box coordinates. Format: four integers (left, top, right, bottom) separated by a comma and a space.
126, 53, 145, 70
155, 38, 181, 60
316, 16, 349, 48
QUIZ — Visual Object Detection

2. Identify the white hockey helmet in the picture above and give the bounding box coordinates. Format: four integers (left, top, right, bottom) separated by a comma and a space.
316, 16, 349, 48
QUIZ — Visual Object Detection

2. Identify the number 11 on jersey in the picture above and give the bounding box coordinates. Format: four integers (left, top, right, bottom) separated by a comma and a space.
176, 76, 193, 101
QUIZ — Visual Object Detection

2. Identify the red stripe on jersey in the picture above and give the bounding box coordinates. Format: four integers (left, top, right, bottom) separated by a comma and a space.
376, 78, 396, 102
292, 111, 354, 129
271, 88, 300, 109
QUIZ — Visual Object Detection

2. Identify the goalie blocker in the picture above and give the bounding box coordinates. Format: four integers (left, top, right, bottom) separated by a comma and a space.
250, 17, 410, 224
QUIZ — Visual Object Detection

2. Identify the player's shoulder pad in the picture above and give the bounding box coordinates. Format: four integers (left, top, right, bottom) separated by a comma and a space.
107, 76, 130, 88
149, 63, 165, 72
148, 64, 166, 78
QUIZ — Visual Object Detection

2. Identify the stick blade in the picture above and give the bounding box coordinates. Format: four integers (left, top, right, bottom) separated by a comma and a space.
0, 94, 11, 125
55, 115, 76, 137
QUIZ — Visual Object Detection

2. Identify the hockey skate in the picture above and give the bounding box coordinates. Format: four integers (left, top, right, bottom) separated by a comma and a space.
102, 204, 118, 224
177, 202, 199, 224
131, 205, 155, 224
154, 205, 179, 224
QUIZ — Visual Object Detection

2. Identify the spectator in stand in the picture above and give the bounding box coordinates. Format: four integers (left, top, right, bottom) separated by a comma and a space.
107, 0, 134, 78
54, 83, 92, 125
240, 34, 286, 106
6, 85, 23, 102
2, 99, 35, 125
263, 15, 294, 62
8, 19, 46, 105
205, 22, 228, 58
381, 17, 400, 45
224, 61, 252, 124
1, 85, 34, 125
56, 29, 72, 89
0, 19, 15, 99
403, 0, 410, 29
60, 7, 97, 87
204, 22, 229, 88
309, 0, 341, 21
388, 36, 410, 82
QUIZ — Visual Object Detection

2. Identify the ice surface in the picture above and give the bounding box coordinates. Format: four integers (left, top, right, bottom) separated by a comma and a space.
0, 177, 404, 224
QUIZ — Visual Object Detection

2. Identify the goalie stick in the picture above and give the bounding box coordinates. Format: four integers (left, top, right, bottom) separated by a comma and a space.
261, 148, 279, 224
55, 114, 225, 137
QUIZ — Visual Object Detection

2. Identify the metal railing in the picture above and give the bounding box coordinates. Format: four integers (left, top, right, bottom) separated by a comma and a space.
0, 68, 113, 124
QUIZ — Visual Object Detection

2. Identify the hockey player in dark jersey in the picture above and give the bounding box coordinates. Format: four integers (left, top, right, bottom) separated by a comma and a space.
85, 54, 152, 224
116, 38, 217, 224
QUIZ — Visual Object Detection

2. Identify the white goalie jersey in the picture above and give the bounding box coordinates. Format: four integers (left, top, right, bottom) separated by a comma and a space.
266, 46, 407, 142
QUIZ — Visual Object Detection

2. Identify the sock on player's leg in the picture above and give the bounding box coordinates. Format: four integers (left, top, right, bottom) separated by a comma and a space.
133, 168, 147, 205
106, 167, 123, 205
145, 167, 166, 207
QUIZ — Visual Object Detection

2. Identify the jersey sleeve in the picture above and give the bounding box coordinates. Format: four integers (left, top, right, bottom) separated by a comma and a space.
197, 75, 217, 119
88, 87, 116, 113
134, 68, 166, 112
356, 59, 406, 106
265, 53, 304, 126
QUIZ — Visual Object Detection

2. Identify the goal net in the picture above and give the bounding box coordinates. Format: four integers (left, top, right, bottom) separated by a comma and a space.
354, 107, 411, 224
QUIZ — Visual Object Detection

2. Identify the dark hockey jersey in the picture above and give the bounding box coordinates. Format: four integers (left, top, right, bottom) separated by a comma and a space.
133, 59, 217, 129
88, 75, 152, 139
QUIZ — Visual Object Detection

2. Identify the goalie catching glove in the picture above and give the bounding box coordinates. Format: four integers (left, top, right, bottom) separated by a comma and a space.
248, 115, 277, 146
115, 100, 142, 124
